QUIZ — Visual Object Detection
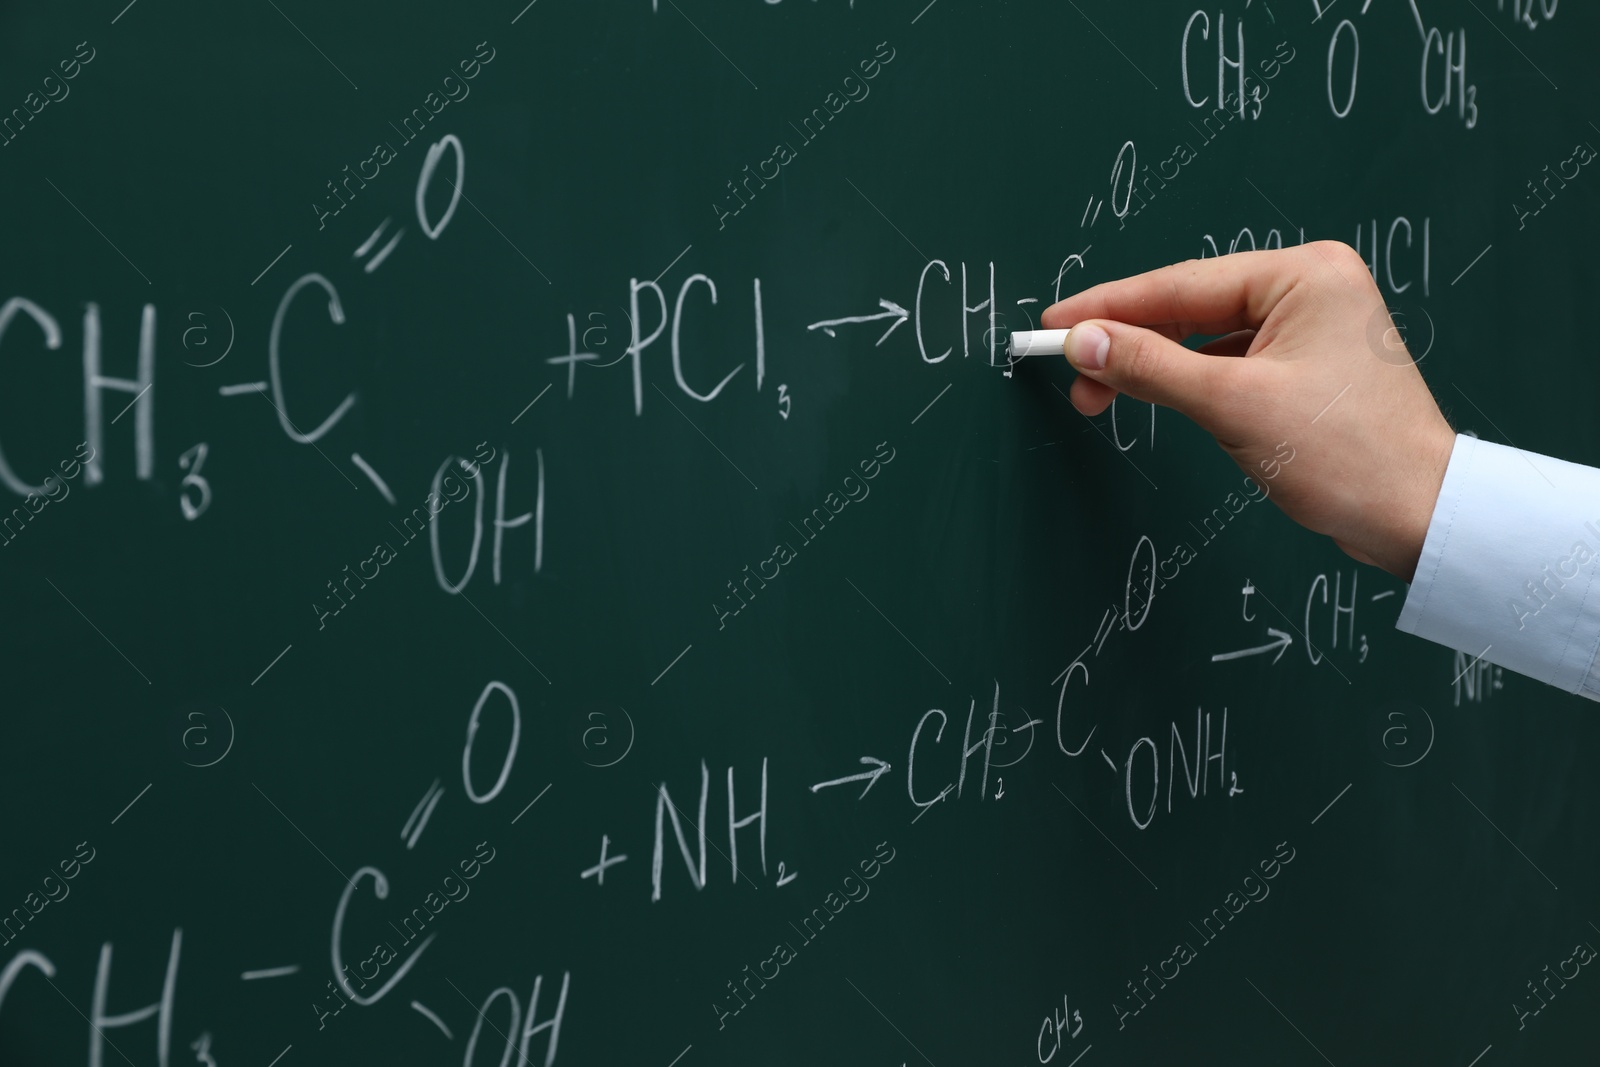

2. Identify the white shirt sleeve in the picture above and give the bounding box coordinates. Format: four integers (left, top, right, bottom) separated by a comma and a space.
1397, 433, 1600, 701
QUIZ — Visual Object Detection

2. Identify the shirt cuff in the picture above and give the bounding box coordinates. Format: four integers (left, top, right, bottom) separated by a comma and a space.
1397, 433, 1600, 700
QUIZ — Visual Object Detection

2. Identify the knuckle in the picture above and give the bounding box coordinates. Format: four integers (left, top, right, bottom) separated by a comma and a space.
1116, 330, 1159, 384
1308, 239, 1362, 269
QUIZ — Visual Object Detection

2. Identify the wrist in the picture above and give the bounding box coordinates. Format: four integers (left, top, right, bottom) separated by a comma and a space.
1389, 424, 1457, 582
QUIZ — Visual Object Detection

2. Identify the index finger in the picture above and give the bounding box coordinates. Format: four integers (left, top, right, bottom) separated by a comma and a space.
1041, 246, 1308, 336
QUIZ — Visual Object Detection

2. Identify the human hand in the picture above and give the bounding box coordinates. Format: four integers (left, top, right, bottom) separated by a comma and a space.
1041, 242, 1456, 582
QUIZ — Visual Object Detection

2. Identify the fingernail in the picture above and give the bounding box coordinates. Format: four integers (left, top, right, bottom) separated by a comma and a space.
1065, 323, 1109, 371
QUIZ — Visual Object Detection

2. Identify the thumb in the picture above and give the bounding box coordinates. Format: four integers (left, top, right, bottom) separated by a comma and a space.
1064, 320, 1233, 423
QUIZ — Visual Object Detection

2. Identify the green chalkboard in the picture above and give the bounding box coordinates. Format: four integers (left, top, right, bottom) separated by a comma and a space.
2, 0, 1598, 1064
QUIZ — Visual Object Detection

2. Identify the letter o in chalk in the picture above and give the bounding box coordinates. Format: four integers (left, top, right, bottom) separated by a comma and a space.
416, 133, 464, 240
462, 680, 521, 804
1125, 736, 1159, 830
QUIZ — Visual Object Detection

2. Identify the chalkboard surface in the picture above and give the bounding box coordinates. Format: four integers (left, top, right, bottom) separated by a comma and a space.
3, 1, 1599, 1064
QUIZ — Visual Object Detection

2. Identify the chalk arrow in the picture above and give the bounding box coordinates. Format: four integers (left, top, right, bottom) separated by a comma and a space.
805, 299, 910, 346
1211, 627, 1293, 665
808, 756, 892, 799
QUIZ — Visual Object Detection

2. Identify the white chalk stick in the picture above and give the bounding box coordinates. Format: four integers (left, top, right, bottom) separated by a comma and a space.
1008, 328, 1070, 359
